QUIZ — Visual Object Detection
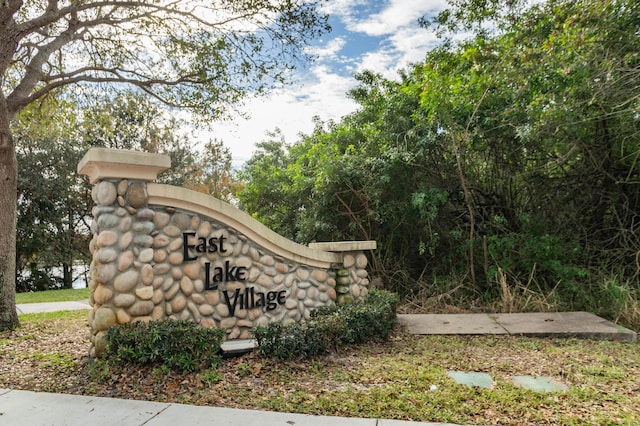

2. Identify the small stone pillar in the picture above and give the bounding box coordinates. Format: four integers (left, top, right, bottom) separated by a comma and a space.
308, 241, 377, 303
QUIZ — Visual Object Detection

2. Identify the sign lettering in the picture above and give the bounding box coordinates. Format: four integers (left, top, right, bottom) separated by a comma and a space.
182, 232, 287, 313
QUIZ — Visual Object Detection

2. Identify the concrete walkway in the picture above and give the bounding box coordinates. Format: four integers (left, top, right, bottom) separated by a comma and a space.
397, 311, 637, 342
0, 389, 458, 426
16, 299, 91, 314
8, 301, 636, 425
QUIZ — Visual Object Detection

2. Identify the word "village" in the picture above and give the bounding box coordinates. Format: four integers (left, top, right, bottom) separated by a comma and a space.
182, 232, 287, 313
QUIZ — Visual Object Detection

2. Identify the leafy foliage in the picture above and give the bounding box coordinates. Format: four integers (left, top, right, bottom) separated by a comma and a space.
183, 139, 239, 202
105, 320, 225, 373
238, 0, 640, 323
14, 98, 92, 291
253, 289, 399, 360
252, 321, 336, 361
13, 94, 202, 291
312, 288, 400, 344
3, 1, 330, 118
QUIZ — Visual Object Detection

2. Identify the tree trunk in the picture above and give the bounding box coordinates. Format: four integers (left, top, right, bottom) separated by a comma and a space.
63, 264, 72, 289
0, 100, 19, 330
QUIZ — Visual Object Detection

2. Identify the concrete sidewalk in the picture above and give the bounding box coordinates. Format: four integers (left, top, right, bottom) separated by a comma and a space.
16, 299, 91, 314
0, 388, 459, 426
397, 311, 637, 342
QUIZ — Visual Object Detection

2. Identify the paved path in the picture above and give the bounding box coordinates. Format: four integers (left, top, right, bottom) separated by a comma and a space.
397, 311, 637, 342
0, 388, 458, 426
16, 299, 91, 314
8, 301, 636, 425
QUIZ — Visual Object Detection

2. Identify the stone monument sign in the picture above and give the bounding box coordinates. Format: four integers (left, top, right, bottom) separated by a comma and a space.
78, 148, 376, 356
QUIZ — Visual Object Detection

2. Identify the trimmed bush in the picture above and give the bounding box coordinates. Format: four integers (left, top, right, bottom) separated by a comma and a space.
313, 288, 400, 344
252, 321, 335, 360
253, 289, 399, 360
104, 320, 225, 372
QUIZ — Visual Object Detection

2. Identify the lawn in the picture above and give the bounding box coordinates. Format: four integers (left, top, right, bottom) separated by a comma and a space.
1, 310, 638, 425
15, 288, 91, 304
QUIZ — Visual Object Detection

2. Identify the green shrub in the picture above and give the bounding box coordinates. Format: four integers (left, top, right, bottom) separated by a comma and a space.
253, 320, 335, 360
253, 289, 399, 360
484, 217, 588, 291
313, 288, 400, 344
104, 320, 225, 372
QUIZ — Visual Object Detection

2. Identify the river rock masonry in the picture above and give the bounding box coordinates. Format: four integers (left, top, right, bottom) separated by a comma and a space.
79, 148, 376, 357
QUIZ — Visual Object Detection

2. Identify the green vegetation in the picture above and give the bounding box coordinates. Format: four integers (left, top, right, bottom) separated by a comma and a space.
311, 289, 400, 344
253, 289, 399, 360
104, 320, 225, 373
30, 352, 76, 369
17, 310, 87, 323
16, 288, 90, 304
2, 309, 639, 424
200, 367, 224, 387
238, 0, 640, 329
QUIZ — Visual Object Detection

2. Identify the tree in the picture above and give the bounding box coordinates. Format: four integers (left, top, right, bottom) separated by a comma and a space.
426, 0, 640, 287
236, 130, 300, 235
239, 0, 640, 312
0, 0, 329, 330
14, 97, 91, 291
185, 139, 237, 202
13, 92, 201, 292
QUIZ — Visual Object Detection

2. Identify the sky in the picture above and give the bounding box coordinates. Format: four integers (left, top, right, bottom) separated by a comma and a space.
205, 0, 449, 165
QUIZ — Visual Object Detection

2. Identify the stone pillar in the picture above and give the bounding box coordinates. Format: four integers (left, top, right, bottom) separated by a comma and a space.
308, 242, 377, 303
79, 148, 170, 356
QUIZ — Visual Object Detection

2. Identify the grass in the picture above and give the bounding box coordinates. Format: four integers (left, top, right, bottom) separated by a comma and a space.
15, 287, 90, 304
18, 310, 88, 322
6, 279, 639, 421
223, 336, 640, 425
1, 310, 639, 424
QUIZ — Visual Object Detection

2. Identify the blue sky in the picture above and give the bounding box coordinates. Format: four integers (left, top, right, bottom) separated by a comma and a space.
206, 0, 448, 164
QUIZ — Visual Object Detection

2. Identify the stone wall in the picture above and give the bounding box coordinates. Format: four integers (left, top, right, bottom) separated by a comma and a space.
79, 148, 375, 357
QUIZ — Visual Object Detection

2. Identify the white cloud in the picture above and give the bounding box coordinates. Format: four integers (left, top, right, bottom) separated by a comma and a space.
319, 0, 368, 20
305, 36, 347, 61
333, 0, 447, 36
356, 49, 396, 77
203, 0, 448, 164
204, 65, 357, 163
336, 0, 445, 78
388, 26, 441, 66
313, 1, 445, 81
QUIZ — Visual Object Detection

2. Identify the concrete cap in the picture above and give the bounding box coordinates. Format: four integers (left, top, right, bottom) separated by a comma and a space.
398, 312, 637, 342
308, 241, 377, 252
78, 148, 171, 183
492, 311, 637, 341
399, 314, 508, 335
